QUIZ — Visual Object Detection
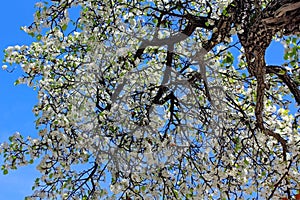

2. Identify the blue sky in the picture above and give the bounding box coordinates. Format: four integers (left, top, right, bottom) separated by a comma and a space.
0, 1, 40, 199
0, 1, 287, 199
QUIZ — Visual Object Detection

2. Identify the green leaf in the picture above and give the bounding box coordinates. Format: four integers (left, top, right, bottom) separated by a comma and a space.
14, 79, 20, 86
278, 69, 286, 75
36, 34, 42, 41
224, 52, 234, 64
62, 24, 68, 31
36, 11, 41, 19
3, 169, 8, 175
29, 32, 36, 37
283, 52, 289, 60
82, 196, 88, 200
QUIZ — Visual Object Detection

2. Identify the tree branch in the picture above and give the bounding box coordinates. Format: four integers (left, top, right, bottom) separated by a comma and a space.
266, 65, 300, 105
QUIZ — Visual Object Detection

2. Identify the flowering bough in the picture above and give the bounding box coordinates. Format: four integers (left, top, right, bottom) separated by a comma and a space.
1, 0, 300, 199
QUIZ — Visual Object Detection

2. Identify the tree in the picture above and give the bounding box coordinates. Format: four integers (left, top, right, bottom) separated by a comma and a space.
1, 0, 299, 199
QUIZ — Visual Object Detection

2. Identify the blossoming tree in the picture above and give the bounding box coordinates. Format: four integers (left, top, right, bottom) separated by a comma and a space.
1, 0, 300, 199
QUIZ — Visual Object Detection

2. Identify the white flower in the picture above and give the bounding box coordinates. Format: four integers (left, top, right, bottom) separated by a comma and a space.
120, 178, 129, 187
207, 19, 215, 25
110, 184, 121, 194
116, 47, 129, 56
2, 65, 7, 70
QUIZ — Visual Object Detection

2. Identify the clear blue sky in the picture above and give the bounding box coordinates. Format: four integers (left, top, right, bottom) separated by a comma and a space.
0, 1, 286, 199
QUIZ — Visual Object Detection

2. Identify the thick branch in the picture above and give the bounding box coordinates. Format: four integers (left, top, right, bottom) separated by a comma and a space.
134, 2, 237, 59
262, 0, 300, 34
255, 56, 288, 161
